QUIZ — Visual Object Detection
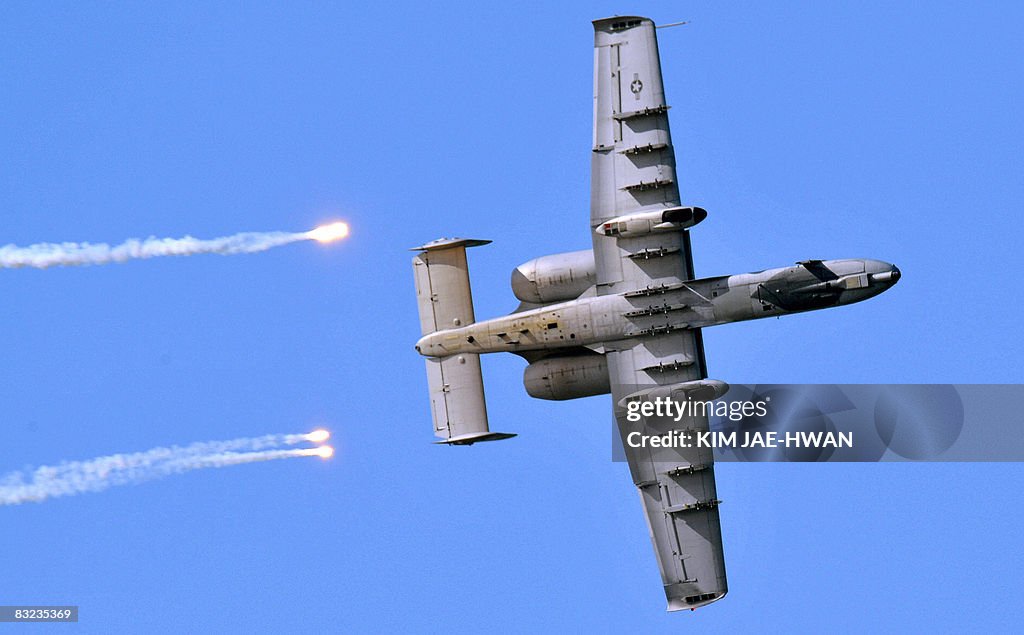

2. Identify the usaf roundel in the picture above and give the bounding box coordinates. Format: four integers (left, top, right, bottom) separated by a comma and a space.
630, 73, 643, 96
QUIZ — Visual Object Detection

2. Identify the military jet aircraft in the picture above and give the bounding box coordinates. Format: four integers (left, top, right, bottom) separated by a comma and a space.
411, 16, 900, 612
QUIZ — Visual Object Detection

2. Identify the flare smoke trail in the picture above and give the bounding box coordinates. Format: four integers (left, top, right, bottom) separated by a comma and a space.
0, 222, 349, 270
0, 431, 332, 506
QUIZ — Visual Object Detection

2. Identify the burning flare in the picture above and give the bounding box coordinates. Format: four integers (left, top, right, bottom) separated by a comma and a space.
0, 222, 350, 270
306, 429, 331, 444
306, 222, 350, 243
0, 431, 334, 506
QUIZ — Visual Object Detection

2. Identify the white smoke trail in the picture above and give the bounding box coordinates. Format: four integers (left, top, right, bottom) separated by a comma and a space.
0, 222, 348, 270
0, 432, 331, 506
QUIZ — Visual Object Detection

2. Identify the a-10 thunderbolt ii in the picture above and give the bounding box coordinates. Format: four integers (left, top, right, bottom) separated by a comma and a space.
411, 16, 900, 612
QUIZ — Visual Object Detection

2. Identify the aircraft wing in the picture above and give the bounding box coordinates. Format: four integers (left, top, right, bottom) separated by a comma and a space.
590, 16, 728, 610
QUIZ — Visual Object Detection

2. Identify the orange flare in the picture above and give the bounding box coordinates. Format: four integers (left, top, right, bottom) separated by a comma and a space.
307, 222, 349, 243
307, 429, 330, 443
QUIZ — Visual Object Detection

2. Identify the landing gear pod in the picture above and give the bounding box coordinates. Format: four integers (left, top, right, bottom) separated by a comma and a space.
596, 206, 707, 238
617, 379, 729, 409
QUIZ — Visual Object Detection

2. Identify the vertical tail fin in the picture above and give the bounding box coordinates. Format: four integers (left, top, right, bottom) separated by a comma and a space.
411, 238, 515, 445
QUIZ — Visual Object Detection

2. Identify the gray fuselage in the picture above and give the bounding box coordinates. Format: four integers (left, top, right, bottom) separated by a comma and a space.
416, 258, 900, 357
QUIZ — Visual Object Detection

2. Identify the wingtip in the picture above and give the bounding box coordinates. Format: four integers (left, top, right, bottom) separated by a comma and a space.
666, 590, 728, 612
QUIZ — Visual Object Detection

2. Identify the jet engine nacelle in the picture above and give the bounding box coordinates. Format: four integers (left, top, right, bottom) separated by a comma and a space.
524, 354, 610, 401
595, 206, 707, 238
511, 249, 596, 304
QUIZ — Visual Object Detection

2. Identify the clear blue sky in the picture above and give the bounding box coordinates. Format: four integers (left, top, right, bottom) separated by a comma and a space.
1, 1, 1022, 632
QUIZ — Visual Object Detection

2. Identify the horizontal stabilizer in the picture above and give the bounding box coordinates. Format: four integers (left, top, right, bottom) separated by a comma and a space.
412, 237, 488, 335
412, 237, 513, 444
423, 352, 515, 444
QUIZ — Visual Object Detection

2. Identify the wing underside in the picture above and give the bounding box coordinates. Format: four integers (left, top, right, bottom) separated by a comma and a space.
591, 16, 727, 610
